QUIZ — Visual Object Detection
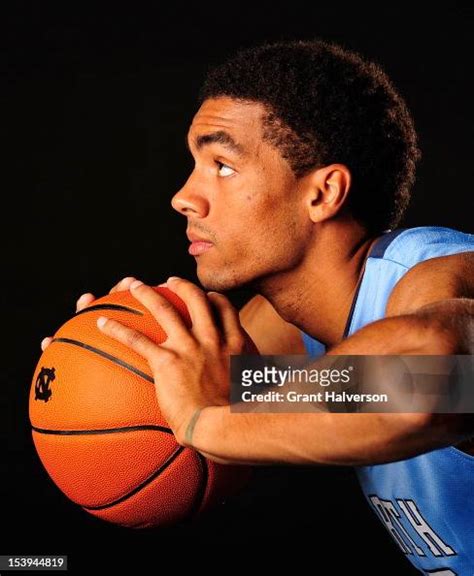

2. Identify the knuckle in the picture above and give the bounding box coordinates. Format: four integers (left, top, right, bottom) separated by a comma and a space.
126, 330, 145, 348
155, 298, 174, 313
151, 349, 178, 371
200, 333, 219, 350
166, 351, 181, 366
228, 335, 245, 352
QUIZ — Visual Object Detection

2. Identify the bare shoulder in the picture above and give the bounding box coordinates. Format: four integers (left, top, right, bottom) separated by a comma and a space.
239, 295, 306, 354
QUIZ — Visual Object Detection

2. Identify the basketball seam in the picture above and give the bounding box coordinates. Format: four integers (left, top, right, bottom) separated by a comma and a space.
31, 424, 173, 435
74, 304, 143, 317
52, 337, 154, 383
81, 446, 186, 511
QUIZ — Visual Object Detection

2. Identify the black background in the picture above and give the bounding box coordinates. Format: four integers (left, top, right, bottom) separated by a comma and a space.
2, 3, 473, 574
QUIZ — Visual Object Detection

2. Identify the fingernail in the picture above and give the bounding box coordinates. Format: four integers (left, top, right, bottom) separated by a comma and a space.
130, 280, 144, 290
76, 292, 93, 310
97, 316, 108, 329
167, 276, 181, 283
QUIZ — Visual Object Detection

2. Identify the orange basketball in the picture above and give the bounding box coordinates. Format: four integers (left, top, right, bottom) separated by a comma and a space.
29, 287, 253, 528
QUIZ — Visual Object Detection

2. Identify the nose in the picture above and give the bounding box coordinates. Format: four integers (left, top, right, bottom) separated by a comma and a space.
171, 177, 209, 218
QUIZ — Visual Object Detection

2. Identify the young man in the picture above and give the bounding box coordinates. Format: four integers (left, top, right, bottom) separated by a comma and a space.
43, 40, 473, 573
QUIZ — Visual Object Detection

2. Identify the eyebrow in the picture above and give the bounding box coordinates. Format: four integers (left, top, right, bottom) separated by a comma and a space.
185, 130, 247, 158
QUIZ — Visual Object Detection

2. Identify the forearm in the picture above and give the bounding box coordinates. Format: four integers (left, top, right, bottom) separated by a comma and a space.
190, 408, 470, 466
183, 312, 473, 465
327, 305, 471, 355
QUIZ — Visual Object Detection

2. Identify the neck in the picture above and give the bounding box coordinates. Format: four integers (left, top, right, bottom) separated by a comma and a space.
258, 223, 383, 348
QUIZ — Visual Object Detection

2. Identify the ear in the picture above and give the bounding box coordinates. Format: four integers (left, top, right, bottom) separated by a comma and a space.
303, 164, 352, 223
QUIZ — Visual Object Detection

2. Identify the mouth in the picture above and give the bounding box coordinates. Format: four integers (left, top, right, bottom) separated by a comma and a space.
186, 231, 214, 256
188, 241, 214, 256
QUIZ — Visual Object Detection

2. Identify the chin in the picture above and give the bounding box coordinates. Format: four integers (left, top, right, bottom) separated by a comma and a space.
198, 276, 239, 293
197, 267, 251, 293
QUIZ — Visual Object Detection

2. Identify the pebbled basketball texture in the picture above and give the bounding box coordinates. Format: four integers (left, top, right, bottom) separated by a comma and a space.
29, 287, 253, 528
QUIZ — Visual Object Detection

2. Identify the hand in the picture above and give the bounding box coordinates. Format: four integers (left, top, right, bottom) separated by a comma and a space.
96, 277, 249, 446
40, 276, 140, 351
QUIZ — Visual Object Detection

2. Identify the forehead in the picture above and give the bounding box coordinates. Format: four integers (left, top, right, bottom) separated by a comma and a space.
187, 97, 267, 154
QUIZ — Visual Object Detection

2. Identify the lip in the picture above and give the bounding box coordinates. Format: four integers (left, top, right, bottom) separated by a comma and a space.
186, 230, 214, 256
188, 241, 213, 256
186, 231, 212, 243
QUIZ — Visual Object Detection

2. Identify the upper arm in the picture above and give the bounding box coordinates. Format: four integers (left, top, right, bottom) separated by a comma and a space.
384, 253, 474, 450
239, 295, 306, 354
385, 251, 474, 317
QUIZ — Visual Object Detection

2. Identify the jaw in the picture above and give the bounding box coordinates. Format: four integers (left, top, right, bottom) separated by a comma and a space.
196, 255, 259, 293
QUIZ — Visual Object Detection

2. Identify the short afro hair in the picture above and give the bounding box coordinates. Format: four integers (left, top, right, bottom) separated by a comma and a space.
198, 39, 421, 234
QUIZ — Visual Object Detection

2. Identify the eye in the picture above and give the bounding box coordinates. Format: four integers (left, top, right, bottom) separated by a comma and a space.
215, 161, 235, 177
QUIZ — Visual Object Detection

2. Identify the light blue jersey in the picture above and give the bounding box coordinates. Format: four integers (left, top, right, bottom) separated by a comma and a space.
302, 226, 474, 574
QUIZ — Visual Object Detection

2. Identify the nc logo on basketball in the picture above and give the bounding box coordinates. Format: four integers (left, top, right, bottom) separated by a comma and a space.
35, 367, 56, 402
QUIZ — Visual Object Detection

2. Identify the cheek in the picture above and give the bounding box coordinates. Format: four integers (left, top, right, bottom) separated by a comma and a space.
216, 202, 272, 260
220, 180, 271, 230
234, 202, 298, 257
217, 171, 302, 248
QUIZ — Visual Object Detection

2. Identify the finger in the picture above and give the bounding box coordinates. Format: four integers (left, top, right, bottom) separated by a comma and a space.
96, 316, 173, 366
166, 277, 220, 343
110, 276, 137, 294
76, 293, 96, 312
41, 337, 53, 352
129, 280, 195, 347
207, 292, 246, 353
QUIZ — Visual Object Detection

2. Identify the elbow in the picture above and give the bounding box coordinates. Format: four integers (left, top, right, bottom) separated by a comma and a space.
409, 315, 460, 354
413, 300, 474, 354
405, 412, 474, 447
357, 413, 467, 465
